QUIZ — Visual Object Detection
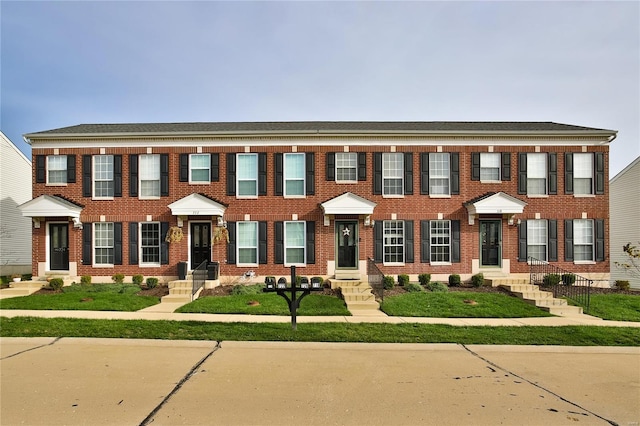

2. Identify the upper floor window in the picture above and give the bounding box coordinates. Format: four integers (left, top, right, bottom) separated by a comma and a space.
284, 153, 305, 196
565, 152, 604, 196
383, 220, 404, 264
430, 220, 451, 263
383, 153, 404, 196
94, 222, 114, 265
47, 155, 68, 184
140, 222, 160, 265
572, 154, 593, 195
480, 153, 501, 181
237, 221, 258, 265
429, 153, 450, 195
36, 154, 75, 185
190, 154, 210, 183
237, 154, 258, 197
285, 221, 306, 264
526, 153, 547, 195
336, 153, 357, 182
518, 152, 557, 196
93, 155, 114, 198
140, 154, 160, 198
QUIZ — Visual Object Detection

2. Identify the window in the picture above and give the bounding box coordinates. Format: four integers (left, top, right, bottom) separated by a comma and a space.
237, 222, 258, 264
47, 155, 67, 184
574, 219, 594, 261
430, 220, 451, 263
336, 153, 357, 182
527, 220, 547, 261
480, 153, 501, 181
285, 221, 305, 264
140, 222, 160, 265
190, 154, 210, 183
526, 153, 547, 195
429, 153, 450, 195
383, 153, 403, 196
237, 154, 258, 197
140, 155, 160, 198
383, 220, 404, 263
93, 155, 114, 198
284, 153, 305, 196
573, 154, 593, 195
94, 223, 114, 265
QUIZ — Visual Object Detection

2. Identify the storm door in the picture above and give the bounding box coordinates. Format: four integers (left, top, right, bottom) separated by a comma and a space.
336, 221, 358, 269
480, 220, 501, 266
190, 222, 211, 269
50, 223, 69, 270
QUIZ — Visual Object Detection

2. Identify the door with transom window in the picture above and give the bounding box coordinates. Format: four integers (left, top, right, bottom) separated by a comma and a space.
336, 221, 358, 270
480, 220, 501, 266
49, 223, 69, 270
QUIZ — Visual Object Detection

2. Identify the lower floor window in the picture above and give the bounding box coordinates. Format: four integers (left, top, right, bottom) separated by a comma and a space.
94, 222, 114, 265
141, 222, 160, 264
384, 220, 404, 263
430, 220, 450, 263
574, 219, 594, 261
285, 221, 305, 264
527, 220, 547, 261
237, 221, 258, 264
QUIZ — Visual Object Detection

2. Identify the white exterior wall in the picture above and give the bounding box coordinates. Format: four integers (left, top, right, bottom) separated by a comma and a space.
610, 156, 640, 289
0, 132, 32, 275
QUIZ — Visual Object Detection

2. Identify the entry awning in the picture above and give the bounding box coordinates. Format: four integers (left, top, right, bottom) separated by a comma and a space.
168, 193, 227, 217
18, 194, 84, 228
321, 192, 377, 215
464, 192, 527, 225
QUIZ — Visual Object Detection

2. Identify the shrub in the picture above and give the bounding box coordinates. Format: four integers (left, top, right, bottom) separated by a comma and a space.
448, 274, 461, 287
405, 283, 423, 293
132, 274, 144, 285
80, 275, 91, 285
383, 275, 395, 290
418, 273, 431, 286
561, 273, 576, 286
543, 274, 561, 286
615, 280, 630, 291
231, 284, 265, 295
398, 274, 410, 286
471, 273, 484, 288
112, 273, 125, 284
146, 277, 159, 288
426, 281, 449, 292
49, 278, 64, 291
22, 274, 32, 281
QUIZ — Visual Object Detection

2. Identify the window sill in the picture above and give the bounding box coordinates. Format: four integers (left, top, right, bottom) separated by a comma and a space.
480, 180, 501, 184
236, 195, 259, 200
284, 195, 306, 199
284, 263, 306, 268
46, 183, 68, 187
237, 263, 258, 268
139, 264, 161, 268
429, 194, 451, 199
336, 180, 358, 184
188, 182, 210, 185
430, 262, 452, 266
92, 264, 114, 268
139, 196, 161, 200
92, 197, 114, 201
573, 194, 595, 198
383, 262, 405, 267
574, 260, 596, 265
527, 194, 548, 198
382, 194, 404, 199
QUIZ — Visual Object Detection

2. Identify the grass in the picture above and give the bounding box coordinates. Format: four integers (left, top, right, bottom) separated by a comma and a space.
0, 284, 160, 312
1, 316, 639, 346
381, 292, 553, 318
583, 294, 640, 322
176, 293, 351, 316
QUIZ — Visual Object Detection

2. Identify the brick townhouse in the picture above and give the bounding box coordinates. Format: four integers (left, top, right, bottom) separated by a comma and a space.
18, 121, 616, 284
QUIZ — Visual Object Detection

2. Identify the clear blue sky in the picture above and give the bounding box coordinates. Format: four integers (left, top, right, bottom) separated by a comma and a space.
2, 1, 638, 177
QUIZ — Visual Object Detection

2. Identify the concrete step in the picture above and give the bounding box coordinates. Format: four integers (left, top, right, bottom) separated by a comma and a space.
533, 298, 568, 307
499, 284, 539, 292
168, 280, 192, 289
169, 288, 193, 296
329, 279, 365, 290
0, 280, 49, 299
492, 278, 529, 286
346, 301, 380, 312
541, 305, 584, 316
512, 291, 554, 300
343, 294, 376, 302
161, 294, 192, 304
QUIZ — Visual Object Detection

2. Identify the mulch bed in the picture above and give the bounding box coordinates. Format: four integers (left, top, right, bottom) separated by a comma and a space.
137, 286, 170, 297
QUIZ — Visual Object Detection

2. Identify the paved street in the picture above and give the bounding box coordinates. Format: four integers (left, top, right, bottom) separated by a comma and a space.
1, 338, 638, 426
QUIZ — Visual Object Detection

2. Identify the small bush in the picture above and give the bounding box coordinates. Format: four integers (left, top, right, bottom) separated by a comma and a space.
543, 274, 561, 286
471, 273, 484, 288
561, 273, 576, 286
383, 275, 395, 290
405, 283, 423, 293
132, 274, 144, 285
146, 277, 159, 288
615, 280, 630, 291
22, 274, 32, 281
426, 281, 449, 292
80, 275, 92, 285
231, 284, 265, 295
112, 273, 125, 284
49, 278, 64, 291
418, 273, 431, 286
398, 274, 410, 286
448, 274, 461, 287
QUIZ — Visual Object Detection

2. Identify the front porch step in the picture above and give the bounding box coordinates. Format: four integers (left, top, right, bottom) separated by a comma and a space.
499, 282, 589, 317
332, 279, 382, 316
489, 278, 529, 287
0, 280, 49, 299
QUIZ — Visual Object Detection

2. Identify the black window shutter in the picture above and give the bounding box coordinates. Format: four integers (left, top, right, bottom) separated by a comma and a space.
275, 154, 283, 196
82, 155, 92, 197
114, 155, 122, 197
595, 219, 605, 261
564, 220, 574, 261
82, 224, 92, 265
564, 153, 574, 194
518, 220, 527, 262
451, 220, 461, 263
129, 155, 138, 197
450, 153, 460, 195
210, 153, 219, 182
160, 154, 169, 196
326, 153, 335, 181
471, 152, 480, 181
114, 222, 123, 265
305, 153, 315, 195
548, 153, 557, 195
275, 221, 284, 264
129, 222, 138, 264
36, 155, 46, 183
67, 155, 76, 183
595, 152, 605, 195
358, 152, 367, 181
227, 222, 236, 265
374, 221, 383, 262
226, 153, 236, 196
548, 220, 557, 262
306, 221, 315, 264
420, 153, 429, 195
160, 222, 169, 264
501, 152, 511, 181
179, 154, 189, 182
258, 221, 267, 264
404, 220, 414, 263
518, 153, 527, 195
420, 220, 430, 263
403, 153, 413, 195
373, 153, 382, 195
258, 153, 267, 195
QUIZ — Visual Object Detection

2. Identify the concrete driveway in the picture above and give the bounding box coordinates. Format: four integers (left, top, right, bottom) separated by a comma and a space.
1, 338, 638, 426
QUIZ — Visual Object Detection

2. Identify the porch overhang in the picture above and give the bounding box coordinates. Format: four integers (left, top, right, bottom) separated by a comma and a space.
464, 192, 527, 225
321, 192, 377, 226
18, 195, 84, 228
168, 194, 227, 226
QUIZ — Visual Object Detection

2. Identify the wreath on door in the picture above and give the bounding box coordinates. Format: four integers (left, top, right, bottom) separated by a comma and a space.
165, 226, 184, 243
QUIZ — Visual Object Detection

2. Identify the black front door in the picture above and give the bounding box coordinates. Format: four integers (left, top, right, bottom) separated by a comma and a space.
190, 222, 211, 269
480, 220, 501, 266
50, 223, 69, 270
336, 221, 358, 269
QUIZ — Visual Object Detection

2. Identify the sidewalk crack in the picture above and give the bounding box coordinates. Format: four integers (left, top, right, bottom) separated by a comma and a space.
0, 337, 62, 360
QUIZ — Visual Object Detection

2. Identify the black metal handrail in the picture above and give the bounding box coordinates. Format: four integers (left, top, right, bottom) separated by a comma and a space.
367, 258, 384, 303
192, 260, 207, 300
528, 257, 591, 313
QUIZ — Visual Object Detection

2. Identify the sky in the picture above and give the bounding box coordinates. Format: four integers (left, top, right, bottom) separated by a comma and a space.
1, 1, 638, 178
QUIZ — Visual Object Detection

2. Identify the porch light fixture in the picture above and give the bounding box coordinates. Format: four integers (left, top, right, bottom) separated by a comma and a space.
364, 215, 371, 227
217, 216, 227, 228
32, 218, 41, 229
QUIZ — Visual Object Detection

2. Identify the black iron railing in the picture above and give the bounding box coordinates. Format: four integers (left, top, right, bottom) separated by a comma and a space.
192, 260, 207, 300
367, 258, 384, 303
529, 257, 591, 313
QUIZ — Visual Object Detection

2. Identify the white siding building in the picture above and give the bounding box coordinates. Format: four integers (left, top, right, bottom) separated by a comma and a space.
610, 156, 640, 289
0, 132, 32, 275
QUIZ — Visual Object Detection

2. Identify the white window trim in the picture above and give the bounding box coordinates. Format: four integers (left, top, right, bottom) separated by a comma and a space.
284, 153, 306, 198
236, 221, 259, 267
139, 154, 161, 200
335, 152, 358, 184
189, 153, 211, 185
573, 219, 595, 263
526, 219, 548, 262
236, 153, 259, 199
92, 155, 114, 200
93, 222, 115, 267
382, 220, 405, 266
382, 153, 404, 198
526, 153, 547, 196
139, 222, 161, 267
430, 220, 451, 264
46, 155, 68, 186
479, 153, 501, 183
284, 221, 306, 267
428, 153, 451, 196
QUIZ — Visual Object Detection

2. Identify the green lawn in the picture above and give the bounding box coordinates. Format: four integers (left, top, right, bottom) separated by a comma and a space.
381, 292, 553, 318
1, 317, 639, 346
176, 293, 351, 316
584, 294, 640, 322
0, 284, 160, 312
